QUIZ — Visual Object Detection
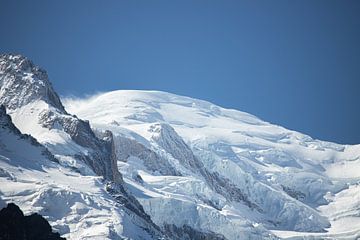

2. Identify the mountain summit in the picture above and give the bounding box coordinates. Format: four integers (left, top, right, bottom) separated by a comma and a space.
0, 53, 120, 183
0, 54, 65, 112
64, 90, 360, 239
1, 54, 360, 239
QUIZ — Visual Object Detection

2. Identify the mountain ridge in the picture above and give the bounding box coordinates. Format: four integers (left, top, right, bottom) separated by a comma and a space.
64, 86, 360, 239
1, 53, 360, 239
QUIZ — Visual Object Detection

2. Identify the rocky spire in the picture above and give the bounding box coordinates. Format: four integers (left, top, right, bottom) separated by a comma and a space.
0, 54, 121, 183
0, 54, 65, 112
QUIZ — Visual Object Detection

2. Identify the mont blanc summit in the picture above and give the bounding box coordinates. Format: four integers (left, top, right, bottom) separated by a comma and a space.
1, 54, 360, 239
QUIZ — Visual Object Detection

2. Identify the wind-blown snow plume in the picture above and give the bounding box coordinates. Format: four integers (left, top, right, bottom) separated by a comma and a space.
64, 89, 360, 239
1, 54, 360, 239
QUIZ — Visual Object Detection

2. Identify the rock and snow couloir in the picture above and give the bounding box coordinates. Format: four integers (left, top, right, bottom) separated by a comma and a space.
1, 54, 360, 239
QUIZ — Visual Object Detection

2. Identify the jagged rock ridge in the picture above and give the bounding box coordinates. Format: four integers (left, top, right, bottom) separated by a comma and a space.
0, 53, 119, 182
0, 54, 64, 111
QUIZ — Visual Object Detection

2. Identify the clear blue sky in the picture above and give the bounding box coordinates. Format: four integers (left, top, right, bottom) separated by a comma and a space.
1, 0, 359, 144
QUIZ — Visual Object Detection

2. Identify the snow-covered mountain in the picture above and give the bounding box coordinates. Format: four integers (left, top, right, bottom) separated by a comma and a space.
63, 90, 360, 239
1, 54, 360, 239
0, 54, 165, 239
0, 105, 163, 239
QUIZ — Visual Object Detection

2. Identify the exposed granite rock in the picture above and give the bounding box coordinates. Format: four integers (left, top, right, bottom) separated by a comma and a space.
0, 54, 122, 183
0, 54, 65, 112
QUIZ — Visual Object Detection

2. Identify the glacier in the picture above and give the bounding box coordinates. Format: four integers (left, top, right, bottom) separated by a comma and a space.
63, 91, 360, 239
1, 54, 360, 239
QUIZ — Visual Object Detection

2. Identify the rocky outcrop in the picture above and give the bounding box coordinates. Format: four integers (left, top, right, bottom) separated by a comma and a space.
0, 203, 65, 240
105, 182, 166, 239
0, 54, 170, 238
281, 185, 306, 201
150, 123, 201, 170
0, 105, 58, 163
0, 54, 65, 112
0, 54, 121, 183
38, 109, 122, 183
150, 123, 258, 209
0, 102, 167, 239
164, 224, 226, 240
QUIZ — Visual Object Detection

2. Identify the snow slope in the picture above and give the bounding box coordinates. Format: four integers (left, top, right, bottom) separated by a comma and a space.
1, 53, 360, 239
64, 90, 360, 239
0, 106, 159, 239
0, 54, 166, 239
0, 54, 248, 239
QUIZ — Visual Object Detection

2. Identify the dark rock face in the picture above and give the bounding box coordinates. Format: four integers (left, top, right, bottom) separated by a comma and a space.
164, 224, 226, 240
281, 185, 306, 201
100, 130, 123, 184
0, 203, 65, 240
38, 109, 122, 183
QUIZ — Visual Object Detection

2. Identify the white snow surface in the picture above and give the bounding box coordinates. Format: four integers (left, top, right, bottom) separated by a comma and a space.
0, 111, 156, 240
62, 90, 360, 239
